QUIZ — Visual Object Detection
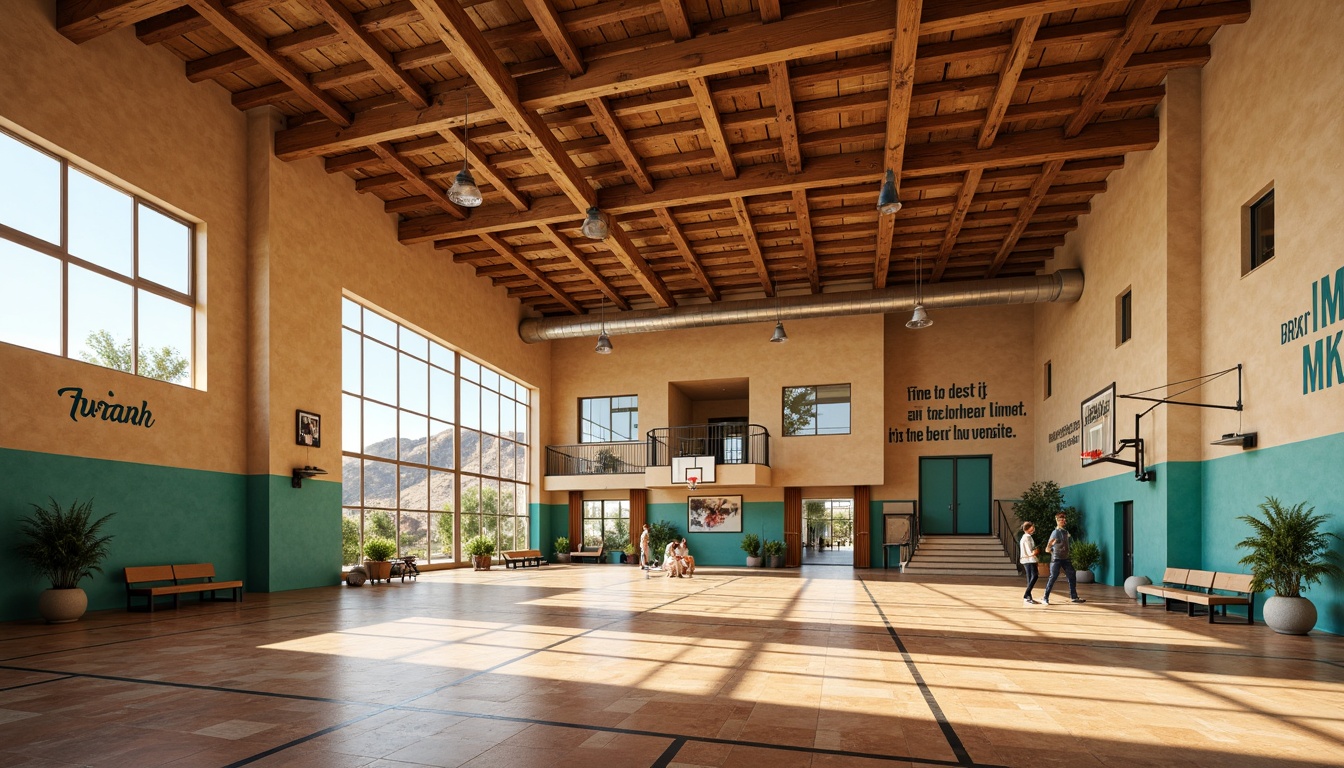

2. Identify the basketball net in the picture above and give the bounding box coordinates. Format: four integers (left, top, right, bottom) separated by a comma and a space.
686, 474, 699, 491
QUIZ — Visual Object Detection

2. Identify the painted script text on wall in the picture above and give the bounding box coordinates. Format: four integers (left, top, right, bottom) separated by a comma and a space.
57, 388, 156, 428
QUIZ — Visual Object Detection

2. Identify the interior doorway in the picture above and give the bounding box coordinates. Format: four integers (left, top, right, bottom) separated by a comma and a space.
1119, 501, 1134, 580
802, 497, 854, 566
918, 456, 991, 535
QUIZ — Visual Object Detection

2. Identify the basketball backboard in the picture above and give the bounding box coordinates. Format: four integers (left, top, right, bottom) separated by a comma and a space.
1081, 383, 1116, 467
671, 455, 716, 487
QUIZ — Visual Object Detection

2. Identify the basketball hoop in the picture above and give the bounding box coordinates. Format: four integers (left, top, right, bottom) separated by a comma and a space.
1081, 449, 1103, 461
686, 474, 699, 491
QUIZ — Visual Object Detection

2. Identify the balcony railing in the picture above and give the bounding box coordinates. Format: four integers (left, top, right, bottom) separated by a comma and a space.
646, 423, 770, 467
545, 441, 645, 476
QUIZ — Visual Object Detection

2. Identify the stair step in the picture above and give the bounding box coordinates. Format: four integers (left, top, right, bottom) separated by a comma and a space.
902, 568, 1020, 576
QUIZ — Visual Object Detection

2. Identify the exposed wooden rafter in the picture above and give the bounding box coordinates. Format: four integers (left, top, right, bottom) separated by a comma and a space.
370, 142, 466, 219
305, 0, 429, 110
480, 233, 585, 315
521, 0, 585, 76
1066, 0, 1164, 138
931, 168, 983, 281
586, 99, 653, 193
437, 128, 529, 212
978, 14, 1041, 149
688, 77, 737, 180
730, 197, 774, 295
768, 62, 802, 174
792, 189, 819, 293
986, 160, 1063, 277
536, 224, 629, 310
659, 0, 692, 41
654, 208, 719, 301
873, 0, 922, 289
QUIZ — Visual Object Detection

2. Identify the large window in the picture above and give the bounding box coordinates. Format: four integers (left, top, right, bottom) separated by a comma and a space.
0, 128, 195, 385
342, 298, 530, 567
804, 498, 854, 548
582, 499, 630, 550
580, 395, 639, 442
783, 384, 851, 436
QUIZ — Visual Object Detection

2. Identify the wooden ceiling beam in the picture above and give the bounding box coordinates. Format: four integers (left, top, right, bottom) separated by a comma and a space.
659, 0, 692, 41
873, 0, 921, 289
978, 14, 1041, 149
759, 0, 782, 23
688, 77, 738, 180
985, 160, 1063, 277
522, 0, 586, 76
768, 62, 803, 174
931, 168, 982, 282
792, 190, 819, 293
1065, 0, 1163, 138
585, 99, 653, 193
306, 0, 428, 109
58, 0, 185, 44
537, 224, 630, 310
480, 233, 585, 315
438, 129, 529, 212
604, 225, 676, 307
730, 197, 774, 295
655, 208, 719, 301
187, 0, 352, 126
370, 142, 466, 219
400, 118, 1157, 243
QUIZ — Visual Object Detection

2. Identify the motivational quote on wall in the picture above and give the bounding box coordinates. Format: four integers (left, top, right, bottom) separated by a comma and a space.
887, 380, 1026, 443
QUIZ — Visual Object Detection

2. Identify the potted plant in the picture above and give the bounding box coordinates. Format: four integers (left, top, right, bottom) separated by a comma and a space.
622, 543, 638, 564
16, 498, 115, 624
554, 537, 571, 564
595, 447, 621, 473
362, 537, 396, 582
763, 539, 786, 568
741, 533, 762, 567
1071, 541, 1101, 583
649, 520, 681, 562
465, 534, 496, 570
1014, 481, 1082, 575
1237, 497, 1341, 635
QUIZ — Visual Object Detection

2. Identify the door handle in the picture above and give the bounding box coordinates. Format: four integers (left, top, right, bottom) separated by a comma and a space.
948, 504, 953, 512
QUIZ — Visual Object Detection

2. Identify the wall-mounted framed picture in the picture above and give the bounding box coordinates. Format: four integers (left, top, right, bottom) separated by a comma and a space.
296, 409, 321, 447
688, 495, 743, 533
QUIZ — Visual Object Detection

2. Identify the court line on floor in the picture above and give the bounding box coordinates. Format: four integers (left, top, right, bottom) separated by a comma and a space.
0, 674, 74, 692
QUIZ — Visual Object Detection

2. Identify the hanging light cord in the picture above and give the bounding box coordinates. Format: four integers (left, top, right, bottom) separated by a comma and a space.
461, 93, 470, 174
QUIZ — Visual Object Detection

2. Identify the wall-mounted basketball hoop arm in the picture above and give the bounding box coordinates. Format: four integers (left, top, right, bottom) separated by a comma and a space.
1092, 364, 1244, 483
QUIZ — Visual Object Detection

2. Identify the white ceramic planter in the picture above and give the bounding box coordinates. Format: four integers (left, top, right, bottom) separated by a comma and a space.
38, 588, 87, 624
1076, 569, 1095, 583
1263, 595, 1316, 635
1124, 575, 1152, 599
745, 555, 762, 567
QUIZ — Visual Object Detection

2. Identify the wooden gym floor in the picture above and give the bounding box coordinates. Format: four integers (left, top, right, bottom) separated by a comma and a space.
1, 566, 1341, 767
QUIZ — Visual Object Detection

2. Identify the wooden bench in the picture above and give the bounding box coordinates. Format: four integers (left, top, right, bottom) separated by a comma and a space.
125, 564, 244, 612
569, 543, 605, 563
1135, 567, 1256, 623
502, 549, 548, 568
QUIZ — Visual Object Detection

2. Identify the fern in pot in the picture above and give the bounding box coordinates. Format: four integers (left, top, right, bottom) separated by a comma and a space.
741, 533, 762, 567
16, 499, 115, 623
1237, 497, 1341, 634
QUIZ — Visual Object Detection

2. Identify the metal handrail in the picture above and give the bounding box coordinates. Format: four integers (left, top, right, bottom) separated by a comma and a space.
545, 441, 645, 476
645, 423, 770, 467
993, 499, 1022, 574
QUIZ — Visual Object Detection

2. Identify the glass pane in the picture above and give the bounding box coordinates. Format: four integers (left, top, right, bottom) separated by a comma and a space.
515, 445, 528, 481
515, 386, 528, 405
341, 456, 361, 506
342, 508, 363, 566
399, 326, 428, 359
400, 354, 428, 414
429, 420, 454, 469
783, 386, 817, 436
137, 290, 191, 385
341, 297, 361, 330
500, 398, 516, 437
498, 483, 516, 516
400, 411, 428, 463
482, 389, 499, 435
0, 132, 61, 245
499, 516, 515, 552
430, 367, 454, 423
516, 515, 530, 551
583, 500, 602, 518
482, 513, 499, 550
342, 394, 362, 453
363, 338, 396, 404
0, 238, 61, 354
428, 511, 454, 563
499, 441, 515, 480
68, 168, 132, 276
515, 403, 528, 444
137, 204, 190, 293
461, 357, 480, 382
583, 519, 602, 549
430, 470, 454, 513
481, 367, 499, 393
365, 507, 397, 542
363, 308, 396, 345
363, 401, 397, 459
67, 265, 132, 373
399, 465, 427, 510
342, 329, 361, 394
460, 476, 481, 539
460, 381, 480, 429
430, 342, 454, 371
461, 429, 481, 474
480, 433, 498, 477
362, 460, 397, 510
498, 377, 515, 402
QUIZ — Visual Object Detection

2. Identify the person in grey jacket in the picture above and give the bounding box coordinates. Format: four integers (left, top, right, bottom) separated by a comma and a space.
1042, 512, 1086, 605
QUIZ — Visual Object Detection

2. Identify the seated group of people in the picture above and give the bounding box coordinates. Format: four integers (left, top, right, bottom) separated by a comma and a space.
663, 538, 695, 578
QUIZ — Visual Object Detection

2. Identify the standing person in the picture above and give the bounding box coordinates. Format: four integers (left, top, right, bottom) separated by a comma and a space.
1019, 522, 1040, 605
664, 539, 684, 577
678, 538, 695, 577
639, 524, 652, 570
1042, 512, 1086, 605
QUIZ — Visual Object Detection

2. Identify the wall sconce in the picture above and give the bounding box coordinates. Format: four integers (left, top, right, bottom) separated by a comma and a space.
292, 466, 328, 488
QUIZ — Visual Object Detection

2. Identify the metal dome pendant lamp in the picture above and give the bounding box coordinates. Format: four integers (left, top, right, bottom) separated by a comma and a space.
447, 93, 483, 208
906, 255, 933, 329
594, 296, 613, 354
769, 282, 788, 343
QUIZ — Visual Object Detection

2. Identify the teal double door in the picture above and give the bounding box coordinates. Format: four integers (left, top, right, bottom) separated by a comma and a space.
919, 456, 991, 535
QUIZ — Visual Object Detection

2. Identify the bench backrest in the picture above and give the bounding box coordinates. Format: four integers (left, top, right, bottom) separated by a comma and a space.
173, 563, 216, 581
573, 543, 604, 554
1213, 572, 1255, 594
125, 565, 174, 584
504, 549, 542, 558
1161, 567, 1189, 585
1185, 570, 1216, 590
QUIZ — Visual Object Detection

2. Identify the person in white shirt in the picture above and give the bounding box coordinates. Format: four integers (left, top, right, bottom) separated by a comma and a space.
664, 540, 684, 577
677, 538, 695, 577
1019, 522, 1040, 605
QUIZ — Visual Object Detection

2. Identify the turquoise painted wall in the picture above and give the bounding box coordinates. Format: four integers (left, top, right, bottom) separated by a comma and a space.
0, 447, 247, 622
247, 474, 342, 592
532, 502, 568, 560
647, 501, 783, 565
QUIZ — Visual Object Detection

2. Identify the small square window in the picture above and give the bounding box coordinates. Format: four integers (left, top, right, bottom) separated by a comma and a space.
1249, 189, 1274, 270
1117, 289, 1132, 346
1044, 361, 1052, 400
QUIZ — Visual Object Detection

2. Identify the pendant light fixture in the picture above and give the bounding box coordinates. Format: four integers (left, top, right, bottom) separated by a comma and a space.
447, 93, 483, 208
877, 169, 902, 215
769, 282, 788, 343
581, 206, 610, 240
906, 255, 933, 329
594, 296, 613, 354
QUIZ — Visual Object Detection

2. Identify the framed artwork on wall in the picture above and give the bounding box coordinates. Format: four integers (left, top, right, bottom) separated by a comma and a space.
688, 495, 743, 533
296, 409, 321, 447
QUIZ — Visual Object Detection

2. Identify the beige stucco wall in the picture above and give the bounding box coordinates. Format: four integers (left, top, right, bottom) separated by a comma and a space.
878, 305, 1036, 503
0, 0, 249, 474
1199, 0, 1344, 455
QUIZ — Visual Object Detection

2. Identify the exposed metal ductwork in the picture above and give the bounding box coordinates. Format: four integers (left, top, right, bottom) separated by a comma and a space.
519, 269, 1084, 343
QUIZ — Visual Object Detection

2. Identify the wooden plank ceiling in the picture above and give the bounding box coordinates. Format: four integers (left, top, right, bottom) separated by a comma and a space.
59, 0, 1250, 317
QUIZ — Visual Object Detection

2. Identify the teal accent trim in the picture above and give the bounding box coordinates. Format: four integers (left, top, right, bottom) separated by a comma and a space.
0, 447, 246, 623
247, 474, 341, 592
532, 502, 569, 559
647, 501, 783, 566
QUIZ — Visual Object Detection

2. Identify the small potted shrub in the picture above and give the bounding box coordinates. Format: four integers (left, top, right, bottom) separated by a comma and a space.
1237, 497, 1341, 635
763, 539, 786, 568
465, 534, 496, 570
362, 537, 396, 582
16, 498, 115, 623
554, 537, 571, 564
1071, 541, 1101, 583
595, 447, 621, 473
622, 543, 638, 565
741, 533, 762, 567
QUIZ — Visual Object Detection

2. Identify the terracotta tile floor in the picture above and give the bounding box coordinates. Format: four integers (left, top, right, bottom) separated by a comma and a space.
1, 566, 1341, 767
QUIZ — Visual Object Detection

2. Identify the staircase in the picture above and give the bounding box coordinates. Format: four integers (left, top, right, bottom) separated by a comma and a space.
903, 535, 1020, 577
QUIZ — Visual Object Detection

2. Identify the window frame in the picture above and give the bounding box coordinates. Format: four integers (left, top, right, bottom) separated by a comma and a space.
1044, 360, 1052, 400
1248, 188, 1275, 272
578, 394, 639, 443
0, 126, 197, 386
581, 499, 630, 550
1116, 289, 1132, 347
782, 383, 852, 436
